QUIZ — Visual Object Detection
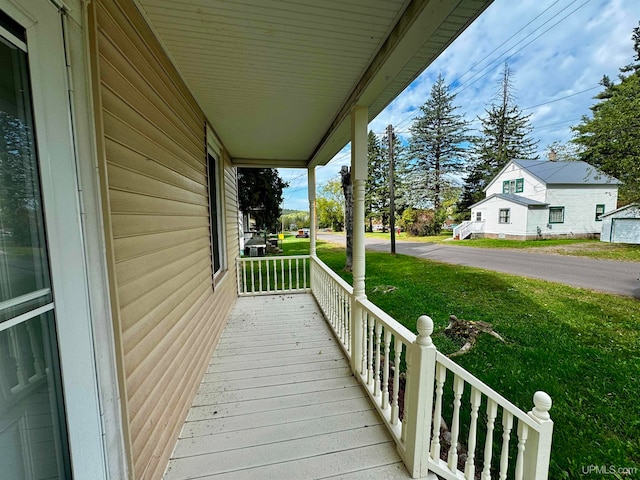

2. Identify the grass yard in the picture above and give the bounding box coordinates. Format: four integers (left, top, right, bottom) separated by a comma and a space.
314, 241, 639, 479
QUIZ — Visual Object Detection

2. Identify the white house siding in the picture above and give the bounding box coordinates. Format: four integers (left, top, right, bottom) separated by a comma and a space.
486, 163, 545, 201
543, 186, 617, 237
472, 199, 530, 239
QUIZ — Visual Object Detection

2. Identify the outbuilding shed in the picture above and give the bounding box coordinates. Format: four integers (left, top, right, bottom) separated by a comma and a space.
600, 204, 640, 244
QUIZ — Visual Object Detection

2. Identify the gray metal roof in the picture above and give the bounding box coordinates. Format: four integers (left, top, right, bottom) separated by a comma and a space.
471, 193, 549, 209
513, 160, 620, 185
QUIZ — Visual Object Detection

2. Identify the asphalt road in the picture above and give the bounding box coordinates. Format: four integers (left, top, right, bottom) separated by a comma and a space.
318, 233, 640, 299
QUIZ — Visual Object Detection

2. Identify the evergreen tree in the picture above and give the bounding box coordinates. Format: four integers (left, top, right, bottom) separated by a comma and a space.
365, 130, 386, 231
408, 74, 470, 211
573, 22, 640, 204
458, 63, 538, 214
237, 168, 288, 232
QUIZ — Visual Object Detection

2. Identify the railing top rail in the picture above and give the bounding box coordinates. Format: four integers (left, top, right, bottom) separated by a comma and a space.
436, 351, 544, 430
238, 255, 311, 261
357, 296, 416, 344
310, 255, 354, 294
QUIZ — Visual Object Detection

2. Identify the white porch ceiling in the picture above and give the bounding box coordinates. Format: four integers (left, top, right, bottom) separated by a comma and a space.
136, 0, 492, 168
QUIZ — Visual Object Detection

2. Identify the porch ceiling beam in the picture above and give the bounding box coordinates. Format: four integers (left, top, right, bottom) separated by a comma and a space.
231, 157, 309, 169
308, 0, 492, 168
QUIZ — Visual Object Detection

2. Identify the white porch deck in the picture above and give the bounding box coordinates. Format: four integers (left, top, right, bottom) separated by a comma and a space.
164, 294, 414, 480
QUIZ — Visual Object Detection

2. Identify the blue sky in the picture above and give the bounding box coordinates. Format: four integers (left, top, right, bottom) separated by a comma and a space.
280, 0, 640, 211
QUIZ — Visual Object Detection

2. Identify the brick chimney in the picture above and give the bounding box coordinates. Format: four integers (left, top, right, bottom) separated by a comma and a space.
548, 149, 557, 162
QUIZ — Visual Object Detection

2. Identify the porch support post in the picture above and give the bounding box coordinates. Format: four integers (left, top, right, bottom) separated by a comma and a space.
308, 166, 317, 257
350, 105, 368, 375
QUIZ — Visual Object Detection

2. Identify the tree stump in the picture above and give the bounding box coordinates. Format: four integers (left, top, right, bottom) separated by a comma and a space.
444, 315, 505, 357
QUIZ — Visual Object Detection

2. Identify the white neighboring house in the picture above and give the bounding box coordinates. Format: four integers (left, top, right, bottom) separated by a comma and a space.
454, 159, 619, 240
600, 204, 640, 243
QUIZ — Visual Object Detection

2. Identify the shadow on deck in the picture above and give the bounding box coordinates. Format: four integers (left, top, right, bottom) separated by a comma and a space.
163, 294, 414, 479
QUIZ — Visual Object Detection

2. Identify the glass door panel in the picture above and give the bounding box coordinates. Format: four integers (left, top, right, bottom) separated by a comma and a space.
0, 13, 70, 480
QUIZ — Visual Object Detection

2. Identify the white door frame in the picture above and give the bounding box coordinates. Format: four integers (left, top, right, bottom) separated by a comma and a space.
0, 1, 109, 478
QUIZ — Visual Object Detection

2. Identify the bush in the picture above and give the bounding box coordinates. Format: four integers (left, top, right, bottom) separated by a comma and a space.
399, 208, 442, 236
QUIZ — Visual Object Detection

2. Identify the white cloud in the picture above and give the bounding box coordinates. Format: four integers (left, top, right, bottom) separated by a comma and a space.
283, 0, 640, 210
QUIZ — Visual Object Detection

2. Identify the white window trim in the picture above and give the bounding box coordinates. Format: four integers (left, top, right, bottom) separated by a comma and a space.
1, 1, 109, 478
207, 129, 227, 282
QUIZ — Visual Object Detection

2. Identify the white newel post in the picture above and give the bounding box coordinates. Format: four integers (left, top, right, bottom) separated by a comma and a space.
308, 166, 317, 258
524, 391, 554, 480
350, 105, 368, 375
403, 315, 437, 478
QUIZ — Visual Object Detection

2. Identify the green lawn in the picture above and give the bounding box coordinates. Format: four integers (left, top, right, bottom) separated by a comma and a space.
315, 241, 640, 479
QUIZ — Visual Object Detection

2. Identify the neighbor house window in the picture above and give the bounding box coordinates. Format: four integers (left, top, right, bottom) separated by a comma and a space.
502, 178, 524, 194
595, 204, 605, 221
549, 206, 564, 224
207, 151, 225, 280
476, 212, 482, 221
499, 208, 510, 224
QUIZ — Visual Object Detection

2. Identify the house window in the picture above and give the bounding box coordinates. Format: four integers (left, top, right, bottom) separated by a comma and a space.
476, 212, 482, 221
595, 204, 605, 221
502, 178, 524, 194
549, 206, 565, 224
499, 208, 510, 224
207, 151, 225, 279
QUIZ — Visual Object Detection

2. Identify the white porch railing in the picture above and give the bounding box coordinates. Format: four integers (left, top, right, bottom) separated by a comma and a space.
454, 220, 484, 240
236, 255, 310, 296
238, 254, 553, 479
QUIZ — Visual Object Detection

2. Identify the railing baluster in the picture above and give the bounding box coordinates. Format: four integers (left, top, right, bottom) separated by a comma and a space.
448, 375, 465, 472
280, 258, 285, 292
515, 421, 529, 480
242, 260, 247, 294
303, 258, 307, 289
266, 259, 271, 292
499, 410, 514, 480
481, 399, 498, 480
391, 337, 401, 425
250, 260, 255, 293
273, 259, 278, 292
288, 258, 292, 291
295, 258, 299, 289
367, 315, 374, 387
465, 386, 482, 480
361, 309, 367, 375
382, 330, 391, 409
258, 260, 263, 292
374, 322, 382, 396
431, 363, 446, 461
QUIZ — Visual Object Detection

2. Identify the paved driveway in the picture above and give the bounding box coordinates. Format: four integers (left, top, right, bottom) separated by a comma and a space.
318, 233, 640, 299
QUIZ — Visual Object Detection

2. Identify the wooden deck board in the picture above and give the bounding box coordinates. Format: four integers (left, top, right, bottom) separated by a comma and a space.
164, 294, 413, 480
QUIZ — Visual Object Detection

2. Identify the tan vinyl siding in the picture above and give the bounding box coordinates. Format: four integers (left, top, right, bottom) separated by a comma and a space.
90, 1, 238, 478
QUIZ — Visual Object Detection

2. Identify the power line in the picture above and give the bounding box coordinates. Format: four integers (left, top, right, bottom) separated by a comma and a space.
454, 0, 592, 96
523, 86, 599, 110
387, 0, 591, 134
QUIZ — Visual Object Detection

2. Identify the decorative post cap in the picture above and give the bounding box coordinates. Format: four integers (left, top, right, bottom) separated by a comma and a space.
531, 391, 553, 421
416, 315, 434, 346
